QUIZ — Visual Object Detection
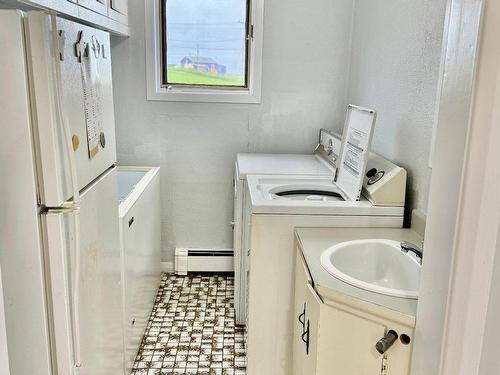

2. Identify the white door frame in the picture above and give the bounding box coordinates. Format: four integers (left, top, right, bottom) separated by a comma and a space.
438, 0, 500, 372
412, 0, 500, 374
0, 267, 10, 375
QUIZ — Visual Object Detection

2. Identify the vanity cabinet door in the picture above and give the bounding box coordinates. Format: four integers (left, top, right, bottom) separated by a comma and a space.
293, 248, 321, 375
302, 283, 322, 375
317, 306, 386, 375
292, 250, 309, 375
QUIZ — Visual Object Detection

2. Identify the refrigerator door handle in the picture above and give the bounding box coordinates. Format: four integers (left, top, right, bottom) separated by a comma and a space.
68, 209, 82, 371
48, 203, 80, 213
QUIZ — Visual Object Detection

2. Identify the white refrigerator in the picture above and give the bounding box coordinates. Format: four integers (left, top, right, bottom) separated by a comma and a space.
0, 10, 124, 375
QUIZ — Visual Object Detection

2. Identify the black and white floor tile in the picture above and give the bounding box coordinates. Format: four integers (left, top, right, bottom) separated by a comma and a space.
131, 273, 246, 375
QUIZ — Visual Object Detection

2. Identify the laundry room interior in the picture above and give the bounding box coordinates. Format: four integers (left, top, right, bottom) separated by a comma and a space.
1, 1, 499, 375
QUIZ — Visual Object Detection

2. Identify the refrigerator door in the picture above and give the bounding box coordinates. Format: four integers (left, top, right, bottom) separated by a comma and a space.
26, 12, 117, 207
42, 168, 124, 375
0, 10, 53, 375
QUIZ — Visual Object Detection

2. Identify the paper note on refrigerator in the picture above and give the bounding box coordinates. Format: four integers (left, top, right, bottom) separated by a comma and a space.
81, 44, 103, 159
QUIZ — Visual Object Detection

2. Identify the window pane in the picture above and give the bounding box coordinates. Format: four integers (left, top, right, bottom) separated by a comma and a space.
163, 0, 248, 87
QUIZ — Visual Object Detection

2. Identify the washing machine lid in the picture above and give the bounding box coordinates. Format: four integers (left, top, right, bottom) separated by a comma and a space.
336, 105, 377, 201
236, 153, 334, 180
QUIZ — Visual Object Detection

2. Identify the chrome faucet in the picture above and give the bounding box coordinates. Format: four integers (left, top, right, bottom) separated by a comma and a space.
400, 241, 423, 263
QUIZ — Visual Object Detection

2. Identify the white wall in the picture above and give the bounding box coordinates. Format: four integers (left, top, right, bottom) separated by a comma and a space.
346, 0, 447, 220
111, 0, 354, 261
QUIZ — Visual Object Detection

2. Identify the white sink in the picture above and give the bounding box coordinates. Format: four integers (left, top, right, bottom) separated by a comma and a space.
320, 239, 421, 299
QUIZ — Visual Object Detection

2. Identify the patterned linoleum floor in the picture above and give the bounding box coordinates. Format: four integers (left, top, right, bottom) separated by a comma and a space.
131, 273, 246, 375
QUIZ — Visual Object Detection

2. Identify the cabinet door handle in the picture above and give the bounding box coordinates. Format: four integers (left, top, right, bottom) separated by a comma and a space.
375, 330, 398, 354
298, 303, 306, 329
298, 311, 305, 327
301, 320, 310, 355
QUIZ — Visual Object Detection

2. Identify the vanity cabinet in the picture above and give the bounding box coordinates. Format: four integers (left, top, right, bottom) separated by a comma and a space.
293, 249, 414, 375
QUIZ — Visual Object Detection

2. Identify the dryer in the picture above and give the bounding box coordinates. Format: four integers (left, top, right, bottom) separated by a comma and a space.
233, 129, 341, 324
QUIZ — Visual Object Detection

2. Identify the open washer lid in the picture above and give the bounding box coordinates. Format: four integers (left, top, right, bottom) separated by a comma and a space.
336, 105, 377, 201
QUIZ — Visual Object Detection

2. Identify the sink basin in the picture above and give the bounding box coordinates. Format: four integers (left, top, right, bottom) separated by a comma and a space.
320, 239, 421, 299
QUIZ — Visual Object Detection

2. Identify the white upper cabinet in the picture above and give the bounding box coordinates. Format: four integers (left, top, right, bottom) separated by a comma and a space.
110, 0, 127, 15
78, 0, 108, 16
108, 0, 128, 25
9, 0, 129, 36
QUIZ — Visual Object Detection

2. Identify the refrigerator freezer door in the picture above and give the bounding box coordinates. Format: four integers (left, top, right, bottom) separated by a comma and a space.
26, 12, 117, 207
42, 168, 124, 375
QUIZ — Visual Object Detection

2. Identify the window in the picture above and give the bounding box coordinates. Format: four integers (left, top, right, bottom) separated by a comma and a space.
161, 0, 250, 88
146, 0, 263, 103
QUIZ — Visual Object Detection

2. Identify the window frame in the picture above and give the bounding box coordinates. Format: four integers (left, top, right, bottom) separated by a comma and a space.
146, 0, 264, 103
159, 0, 251, 89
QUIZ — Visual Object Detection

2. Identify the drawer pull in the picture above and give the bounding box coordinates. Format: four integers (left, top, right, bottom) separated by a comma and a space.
298, 303, 306, 330
128, 217, 134, 227
301, 320, 310, 355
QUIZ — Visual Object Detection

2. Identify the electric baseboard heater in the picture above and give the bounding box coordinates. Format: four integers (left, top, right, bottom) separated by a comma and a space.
174, 248, 234, 275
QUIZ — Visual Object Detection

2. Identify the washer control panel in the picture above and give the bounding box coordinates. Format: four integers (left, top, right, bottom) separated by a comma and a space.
315, 128, 342, 169
362, 154, 407, 207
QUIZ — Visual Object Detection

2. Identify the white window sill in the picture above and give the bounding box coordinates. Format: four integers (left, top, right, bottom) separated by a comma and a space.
146, 86, 262, 104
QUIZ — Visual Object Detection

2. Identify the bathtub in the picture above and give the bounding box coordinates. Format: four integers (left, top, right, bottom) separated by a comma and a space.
117, 166, 162, 372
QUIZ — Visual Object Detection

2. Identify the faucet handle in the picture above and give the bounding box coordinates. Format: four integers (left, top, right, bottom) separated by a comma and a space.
400, 241, 423, 263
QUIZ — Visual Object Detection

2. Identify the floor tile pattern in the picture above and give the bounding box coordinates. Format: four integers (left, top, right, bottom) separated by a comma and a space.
131, 273, 246, 375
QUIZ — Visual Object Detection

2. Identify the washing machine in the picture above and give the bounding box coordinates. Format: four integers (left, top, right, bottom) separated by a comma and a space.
233, 129, 342, 324
245, 160, 407, 375
242, 106, 408, 375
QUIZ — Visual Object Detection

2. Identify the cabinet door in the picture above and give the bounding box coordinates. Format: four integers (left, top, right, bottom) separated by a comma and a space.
79, 0, 108, 16
317, 306, 386, 375
303, 283, 322, 375
292, 250, 309, 375
292, 249, 321, 375
110, 0, 127, 15
108, 0, 128, 24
